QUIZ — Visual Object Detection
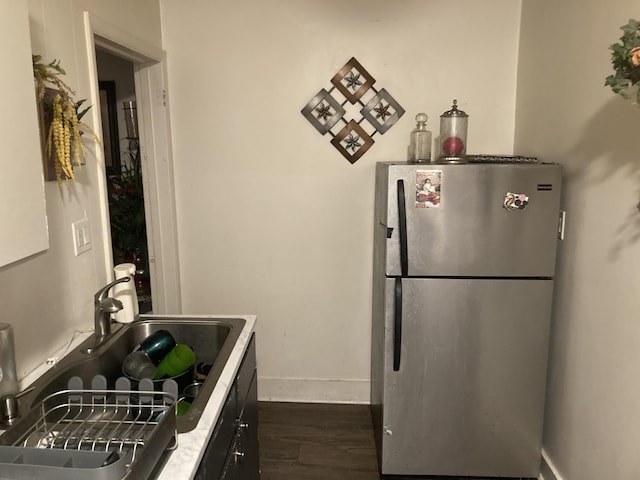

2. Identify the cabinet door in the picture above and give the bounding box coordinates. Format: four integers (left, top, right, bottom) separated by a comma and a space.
197, 334, 259, 480
0, 0, 49, 267
221, 371, 259, 480
194, 382, 237, 479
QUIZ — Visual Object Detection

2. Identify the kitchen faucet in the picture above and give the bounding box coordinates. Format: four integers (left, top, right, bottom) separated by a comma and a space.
94, 277, 132, 341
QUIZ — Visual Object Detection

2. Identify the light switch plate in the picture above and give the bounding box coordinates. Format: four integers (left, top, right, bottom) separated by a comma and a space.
72, 218, 91, 256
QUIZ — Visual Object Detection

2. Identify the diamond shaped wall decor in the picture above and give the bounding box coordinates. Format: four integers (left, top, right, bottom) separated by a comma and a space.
301, 57, 404, 164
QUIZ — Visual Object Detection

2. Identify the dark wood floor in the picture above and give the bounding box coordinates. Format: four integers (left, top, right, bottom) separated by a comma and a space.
258, 401, 380, 480
257, 403, 530, 480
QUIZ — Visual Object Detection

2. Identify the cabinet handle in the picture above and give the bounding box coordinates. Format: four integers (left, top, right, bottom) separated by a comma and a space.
238, 422, 249, 430
232, 449, 245, 465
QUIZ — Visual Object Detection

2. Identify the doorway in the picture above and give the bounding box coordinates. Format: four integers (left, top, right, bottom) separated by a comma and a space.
84, 12, 182, 314
96, 50, 152, 313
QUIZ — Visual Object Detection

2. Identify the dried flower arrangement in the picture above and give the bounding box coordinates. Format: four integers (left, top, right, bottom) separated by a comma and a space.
32, 55, 97, 182
605, 19, 640, 106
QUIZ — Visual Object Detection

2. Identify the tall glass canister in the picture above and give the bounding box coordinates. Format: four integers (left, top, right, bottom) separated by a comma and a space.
438, 99, 468, 164
0, 324, 18, 398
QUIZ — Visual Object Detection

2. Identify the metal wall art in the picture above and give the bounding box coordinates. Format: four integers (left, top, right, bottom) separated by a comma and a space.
301, 57, 404, 164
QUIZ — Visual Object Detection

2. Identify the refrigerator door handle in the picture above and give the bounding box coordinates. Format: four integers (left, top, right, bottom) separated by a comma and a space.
393, 277, 402, 371
396, 179, 409, 276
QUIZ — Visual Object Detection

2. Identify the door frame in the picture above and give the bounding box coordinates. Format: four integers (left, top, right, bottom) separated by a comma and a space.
83, 12, 182, 313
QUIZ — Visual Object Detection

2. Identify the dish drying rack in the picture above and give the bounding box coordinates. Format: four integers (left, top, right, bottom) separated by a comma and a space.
0, 375, 178, 480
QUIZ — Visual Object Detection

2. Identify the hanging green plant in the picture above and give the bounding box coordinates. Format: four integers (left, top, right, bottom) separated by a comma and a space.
605, 19, 640, 106
32, 55, 98, 183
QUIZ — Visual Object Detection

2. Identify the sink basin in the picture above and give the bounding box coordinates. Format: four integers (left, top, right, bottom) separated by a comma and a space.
1, 315, 245, 437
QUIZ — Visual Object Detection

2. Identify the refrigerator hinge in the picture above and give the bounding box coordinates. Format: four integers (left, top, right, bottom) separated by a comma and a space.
558, 210, 566, 240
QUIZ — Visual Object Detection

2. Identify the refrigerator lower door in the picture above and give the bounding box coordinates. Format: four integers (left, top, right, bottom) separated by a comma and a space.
379, 277, 553, 478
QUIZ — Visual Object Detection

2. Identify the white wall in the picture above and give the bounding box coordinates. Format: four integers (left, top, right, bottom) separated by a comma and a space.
516, 1, 640, 478
0, 0, 162, 382
160, 0, 522, 402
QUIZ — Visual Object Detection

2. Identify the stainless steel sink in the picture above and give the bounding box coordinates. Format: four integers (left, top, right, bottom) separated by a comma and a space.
2, 315, 245, 437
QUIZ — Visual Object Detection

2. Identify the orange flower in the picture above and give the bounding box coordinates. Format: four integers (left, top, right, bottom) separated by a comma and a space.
630, 47, 640, 67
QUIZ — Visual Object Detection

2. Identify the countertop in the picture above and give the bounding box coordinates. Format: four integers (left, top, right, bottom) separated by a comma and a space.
155, 314, 256, 479
9, 313, 257, 480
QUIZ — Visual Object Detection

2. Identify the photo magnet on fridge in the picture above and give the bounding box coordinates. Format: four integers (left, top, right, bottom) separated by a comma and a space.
415, 170, 442, 208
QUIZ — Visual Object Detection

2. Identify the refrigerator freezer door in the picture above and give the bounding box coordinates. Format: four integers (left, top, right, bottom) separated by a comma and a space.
380, 163, 562, 277
379, 277, 553, 477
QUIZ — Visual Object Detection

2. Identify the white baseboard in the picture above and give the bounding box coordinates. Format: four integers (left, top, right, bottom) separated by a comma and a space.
257, 377, 370, 404
540, 448, 564, 480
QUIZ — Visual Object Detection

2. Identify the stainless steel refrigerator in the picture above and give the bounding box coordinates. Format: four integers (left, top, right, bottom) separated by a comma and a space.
371, 162, 563, 478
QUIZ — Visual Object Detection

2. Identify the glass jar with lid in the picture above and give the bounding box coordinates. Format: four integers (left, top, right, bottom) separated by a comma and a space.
438, 99, 468, 164
408, 113, 432, 163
